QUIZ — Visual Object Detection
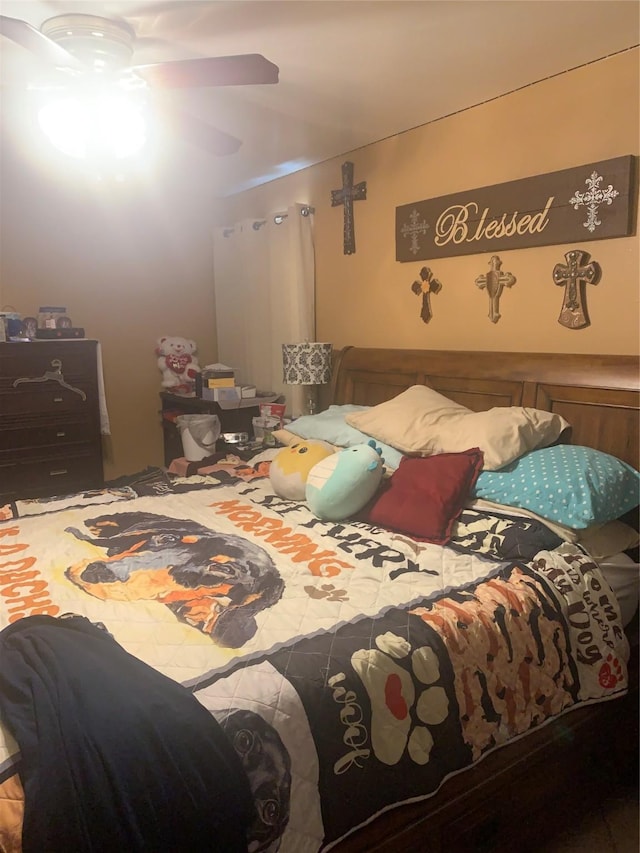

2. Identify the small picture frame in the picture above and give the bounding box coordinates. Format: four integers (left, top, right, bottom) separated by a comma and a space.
38, 306, 67, 329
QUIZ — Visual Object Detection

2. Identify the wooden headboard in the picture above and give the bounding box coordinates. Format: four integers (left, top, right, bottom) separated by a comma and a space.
331, 347, 639, 469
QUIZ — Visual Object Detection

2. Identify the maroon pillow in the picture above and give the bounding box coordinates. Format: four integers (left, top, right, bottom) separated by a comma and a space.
361, 448, 484, 545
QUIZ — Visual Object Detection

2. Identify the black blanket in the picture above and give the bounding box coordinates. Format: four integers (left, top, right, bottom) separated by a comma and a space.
0, 615, 253, 853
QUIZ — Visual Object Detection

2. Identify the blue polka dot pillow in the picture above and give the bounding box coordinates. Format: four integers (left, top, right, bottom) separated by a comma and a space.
473, 444, 640, 529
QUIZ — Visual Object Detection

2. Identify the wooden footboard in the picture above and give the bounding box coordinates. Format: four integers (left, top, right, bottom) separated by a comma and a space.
337, 664, 638, 852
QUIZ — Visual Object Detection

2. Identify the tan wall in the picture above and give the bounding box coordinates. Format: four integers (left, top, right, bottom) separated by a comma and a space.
0, 153, 220, 479
222, 50, 640, 357
1, 49, 638, 479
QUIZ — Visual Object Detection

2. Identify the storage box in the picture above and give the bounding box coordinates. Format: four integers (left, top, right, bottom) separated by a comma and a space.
201, 385, 242, 402
259, 402, 286, 427
201, 365, 235, 379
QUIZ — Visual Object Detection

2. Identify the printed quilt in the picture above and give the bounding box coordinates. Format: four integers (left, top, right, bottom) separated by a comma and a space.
0, 462, 630, 852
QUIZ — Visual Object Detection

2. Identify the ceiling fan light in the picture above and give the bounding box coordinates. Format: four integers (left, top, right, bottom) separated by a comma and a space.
99, 95, 147, 159
38, 93, 147, 160
38, 98, 88, 159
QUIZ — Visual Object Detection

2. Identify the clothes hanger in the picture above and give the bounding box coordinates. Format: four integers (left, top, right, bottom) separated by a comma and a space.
13, 358, 87, 400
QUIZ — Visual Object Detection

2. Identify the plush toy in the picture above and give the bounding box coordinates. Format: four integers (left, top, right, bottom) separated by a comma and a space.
156, 336, 201, 393
306, 440, 384, 521
269, 439, 335, 500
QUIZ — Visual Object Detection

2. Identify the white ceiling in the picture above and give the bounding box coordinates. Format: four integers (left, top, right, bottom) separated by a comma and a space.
1, 0, 638, 197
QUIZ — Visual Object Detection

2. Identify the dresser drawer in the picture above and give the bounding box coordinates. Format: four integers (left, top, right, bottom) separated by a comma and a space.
0, 341, 98, 405
0, 340, 96, 380
0, 452, 104, 501
0, 417, 94, 453
0, 386, 97, 417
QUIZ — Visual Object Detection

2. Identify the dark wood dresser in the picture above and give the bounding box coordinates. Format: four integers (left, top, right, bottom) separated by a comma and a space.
0, 340, 104, 502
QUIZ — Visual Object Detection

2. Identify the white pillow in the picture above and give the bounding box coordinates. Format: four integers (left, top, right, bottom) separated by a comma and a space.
597, 553, 640, 626
578, 520, 640, 561
345, 385, 570, 471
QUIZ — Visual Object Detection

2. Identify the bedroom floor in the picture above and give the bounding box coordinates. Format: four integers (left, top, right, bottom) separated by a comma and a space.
539, 778, 639, 852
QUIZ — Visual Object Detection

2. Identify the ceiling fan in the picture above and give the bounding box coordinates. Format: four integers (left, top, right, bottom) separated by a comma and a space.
0, 12, 280, 156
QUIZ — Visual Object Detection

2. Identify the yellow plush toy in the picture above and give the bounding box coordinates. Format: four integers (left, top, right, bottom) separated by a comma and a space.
270, 440, 335, 500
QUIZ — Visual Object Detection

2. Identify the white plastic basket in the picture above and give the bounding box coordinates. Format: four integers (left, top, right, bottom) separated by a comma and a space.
176, 414, 221, 461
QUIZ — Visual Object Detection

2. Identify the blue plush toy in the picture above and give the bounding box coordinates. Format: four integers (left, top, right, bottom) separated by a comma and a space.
305, 440, 384, 521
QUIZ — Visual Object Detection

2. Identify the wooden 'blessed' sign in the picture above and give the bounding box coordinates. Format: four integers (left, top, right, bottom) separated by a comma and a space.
395, 156, 636, 262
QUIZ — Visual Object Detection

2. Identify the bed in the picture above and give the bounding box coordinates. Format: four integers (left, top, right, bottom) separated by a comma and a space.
0, 347, 638, 852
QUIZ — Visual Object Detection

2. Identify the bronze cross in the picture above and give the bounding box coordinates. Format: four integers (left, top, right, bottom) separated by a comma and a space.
475, 255, 516, 323
552, 249, 601, 329
331, 161, 367, 255
411, 267, 442, 324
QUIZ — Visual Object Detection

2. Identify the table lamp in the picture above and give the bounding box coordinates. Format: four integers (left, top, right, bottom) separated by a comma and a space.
282, 342, 332, 415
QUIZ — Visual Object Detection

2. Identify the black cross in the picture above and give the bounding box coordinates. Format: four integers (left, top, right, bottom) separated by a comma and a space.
411, 267, 442, 324
331, 161, 367, 255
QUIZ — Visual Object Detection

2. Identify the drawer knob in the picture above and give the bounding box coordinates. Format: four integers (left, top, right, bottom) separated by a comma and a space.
56, 431, 66, 437
49, 469, 68, 477
53, 396, 63, 403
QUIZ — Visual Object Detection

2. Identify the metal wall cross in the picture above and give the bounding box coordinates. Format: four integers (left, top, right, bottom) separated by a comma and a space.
475, 255, 516, 323
331, 161, 367, 255
552, 249, 601, 329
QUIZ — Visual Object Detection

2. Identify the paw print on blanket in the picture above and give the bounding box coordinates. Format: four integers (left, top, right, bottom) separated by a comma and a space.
599, 653, 623, 689
305, 583, 348, 602
351, 632, 449, 765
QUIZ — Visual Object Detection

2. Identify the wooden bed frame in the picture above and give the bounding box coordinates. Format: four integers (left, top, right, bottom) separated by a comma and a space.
329, 347, 639, 853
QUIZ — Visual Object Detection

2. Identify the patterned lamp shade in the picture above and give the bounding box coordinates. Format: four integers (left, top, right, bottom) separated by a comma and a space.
282, 342, 332, 385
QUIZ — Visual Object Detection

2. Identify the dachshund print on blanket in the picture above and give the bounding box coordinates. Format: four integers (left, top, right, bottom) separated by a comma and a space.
219, 709, 292, 852
65, 512, 284, 648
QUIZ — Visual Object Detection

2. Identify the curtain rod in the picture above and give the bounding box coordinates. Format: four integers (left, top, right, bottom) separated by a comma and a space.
221, 205, 315, 237
274, 205, 314, 224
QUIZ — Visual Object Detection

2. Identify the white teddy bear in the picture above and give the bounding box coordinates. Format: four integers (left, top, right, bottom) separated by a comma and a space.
156, 336, 201, 392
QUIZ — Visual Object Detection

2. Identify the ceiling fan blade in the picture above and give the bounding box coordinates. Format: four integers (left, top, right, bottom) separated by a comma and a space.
155, 103, 242, 156
132, 54, 279, 89
0, 15, 86, 72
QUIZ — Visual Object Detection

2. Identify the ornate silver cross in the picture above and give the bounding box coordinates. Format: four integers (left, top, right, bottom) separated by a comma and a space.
401, 209, 430, 256
569, 170, 619, 233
